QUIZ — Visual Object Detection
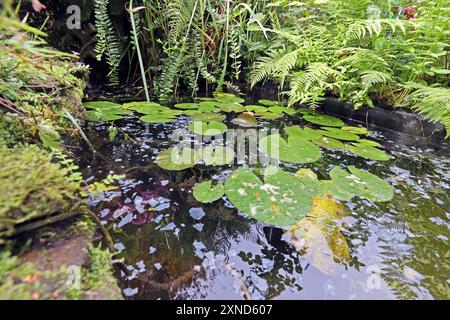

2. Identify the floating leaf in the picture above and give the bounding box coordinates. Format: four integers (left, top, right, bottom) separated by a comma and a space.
319, 127, 360, 141
123, 101, 162, 110
353, 139, 381, 147
297, 108, 320, 115
174, 103, 199, 110
214, 93, 245, 104
224, 167, 315, 226
303, 114, 344, 127
329, 166, 394, 202
285, 126, 323, 140
193, 180, 225, 203
219, 103, 246, 113
245, 105, 268, 113
188, 121, 228, 136
155, 147, 199, 171
189, 112, 226, 122
295, 168, 318, 180
268, 106, 296, 115
231, 113, 258, 127
198, 101, 221, 113
254, 112, 281, 120
83, 101, 122, 110
313, 137, 346, 149
260, 134, 322, 164
140, 114, 175, 123
199, 146, 234, 166
346, 143, 390, 161
341, 126, 369, 135
258, 99, 280, 106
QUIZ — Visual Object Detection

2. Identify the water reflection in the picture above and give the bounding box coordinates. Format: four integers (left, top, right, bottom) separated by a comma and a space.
74, 112, 450, 300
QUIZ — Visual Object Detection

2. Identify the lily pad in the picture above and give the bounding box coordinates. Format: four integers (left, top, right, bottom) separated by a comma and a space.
260, 134, 322, 164
285, 126, 323, 140
346, 143, 390, 161
214, 93, 245, 104
140, 114, 175, 123
341, 126, 369, 135
219, 103, 246, 113
254, 112, 281, 120
268, 106, 296, 115
313, 137, 346, 150
353, 139, 381, 147
155, 147, 199, 171
224, 167, 316, 226
297, 108, 320, 115
319, 127, 360, 141
174, 103, 199, 110
199, 146, 234, 166
329, 166, 394, 202
188, 121, 228, 136
189, 112, 226, 122
231, 113, 258, 127
245, 105, 268, 113
303, 114, 344, 127
258, 99, 281, 106
85, 110, 124, 122
123, 101, 162, 110
83, 101, 122, 110
193, 180, 225, 203
198, 101, 221, 113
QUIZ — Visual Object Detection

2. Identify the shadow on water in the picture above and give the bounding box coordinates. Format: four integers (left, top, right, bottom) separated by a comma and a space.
73, 106, 450, 300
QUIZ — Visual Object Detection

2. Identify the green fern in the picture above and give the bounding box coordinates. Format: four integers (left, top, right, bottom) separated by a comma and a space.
94, 0, 122, 85
407, 85, 450, 137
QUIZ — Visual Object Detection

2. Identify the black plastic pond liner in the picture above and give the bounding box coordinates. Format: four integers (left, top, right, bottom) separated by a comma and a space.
244, 82, 447, 141
320, 97, 447, 141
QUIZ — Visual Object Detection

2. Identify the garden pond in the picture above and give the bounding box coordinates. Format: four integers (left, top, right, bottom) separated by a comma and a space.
73, 94, 450, 300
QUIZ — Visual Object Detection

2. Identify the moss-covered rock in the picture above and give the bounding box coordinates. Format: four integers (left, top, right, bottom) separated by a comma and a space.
0, 145, 82, 238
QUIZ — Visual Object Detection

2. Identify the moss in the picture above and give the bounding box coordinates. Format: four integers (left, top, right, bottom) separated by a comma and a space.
0, 144, 83, 238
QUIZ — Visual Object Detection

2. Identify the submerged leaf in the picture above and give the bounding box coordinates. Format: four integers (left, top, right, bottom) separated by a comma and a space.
155, 147, 199, 171
199, 146, 234, 166
193, 181, 225, 203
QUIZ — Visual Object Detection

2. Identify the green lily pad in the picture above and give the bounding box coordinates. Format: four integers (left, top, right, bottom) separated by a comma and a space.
189, 112, 226, 122
260, 134, 322, 164
245, 105, 268, 113
214, 93, 245, 104
188, 121, 228, 136
193, 180, 225, 203
319, 127, 360, 141
83, 101, 122, 110
197, 102, 221, 113
285, 126, 323, 140
219, 103, 246, 113
224, 167, 316, 226
123, 101, 162, 110
346, 143, 390, 161
254, 112, 281, 120
258, 99, 281, 106
321, 180, 354, 202
199, 146, 234, 166
155, 147, 199, 171
268, 106, 296, 115
313, 137, 346, 149
303, 114, 344, 127
140, 114, 176, 123
297, 108, 320, 115
174, 103, 199, 110
353, 139, 381, 147
329, 166, 394, 202
341, 126, 369, 135
85, 110, 124, 122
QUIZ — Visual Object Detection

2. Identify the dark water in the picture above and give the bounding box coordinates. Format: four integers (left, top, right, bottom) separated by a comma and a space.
74, 110, 450, 300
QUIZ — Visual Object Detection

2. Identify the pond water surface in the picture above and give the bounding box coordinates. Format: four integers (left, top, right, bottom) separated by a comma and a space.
74, 101, 450, 300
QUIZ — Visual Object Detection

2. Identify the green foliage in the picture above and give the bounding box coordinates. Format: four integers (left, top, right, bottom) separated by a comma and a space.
193, 180, 225, 203
0, 145, 82, 238
93, 0, 122, 85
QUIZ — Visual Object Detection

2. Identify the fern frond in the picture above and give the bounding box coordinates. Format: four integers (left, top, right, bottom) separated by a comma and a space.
407, 85, 450, 136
